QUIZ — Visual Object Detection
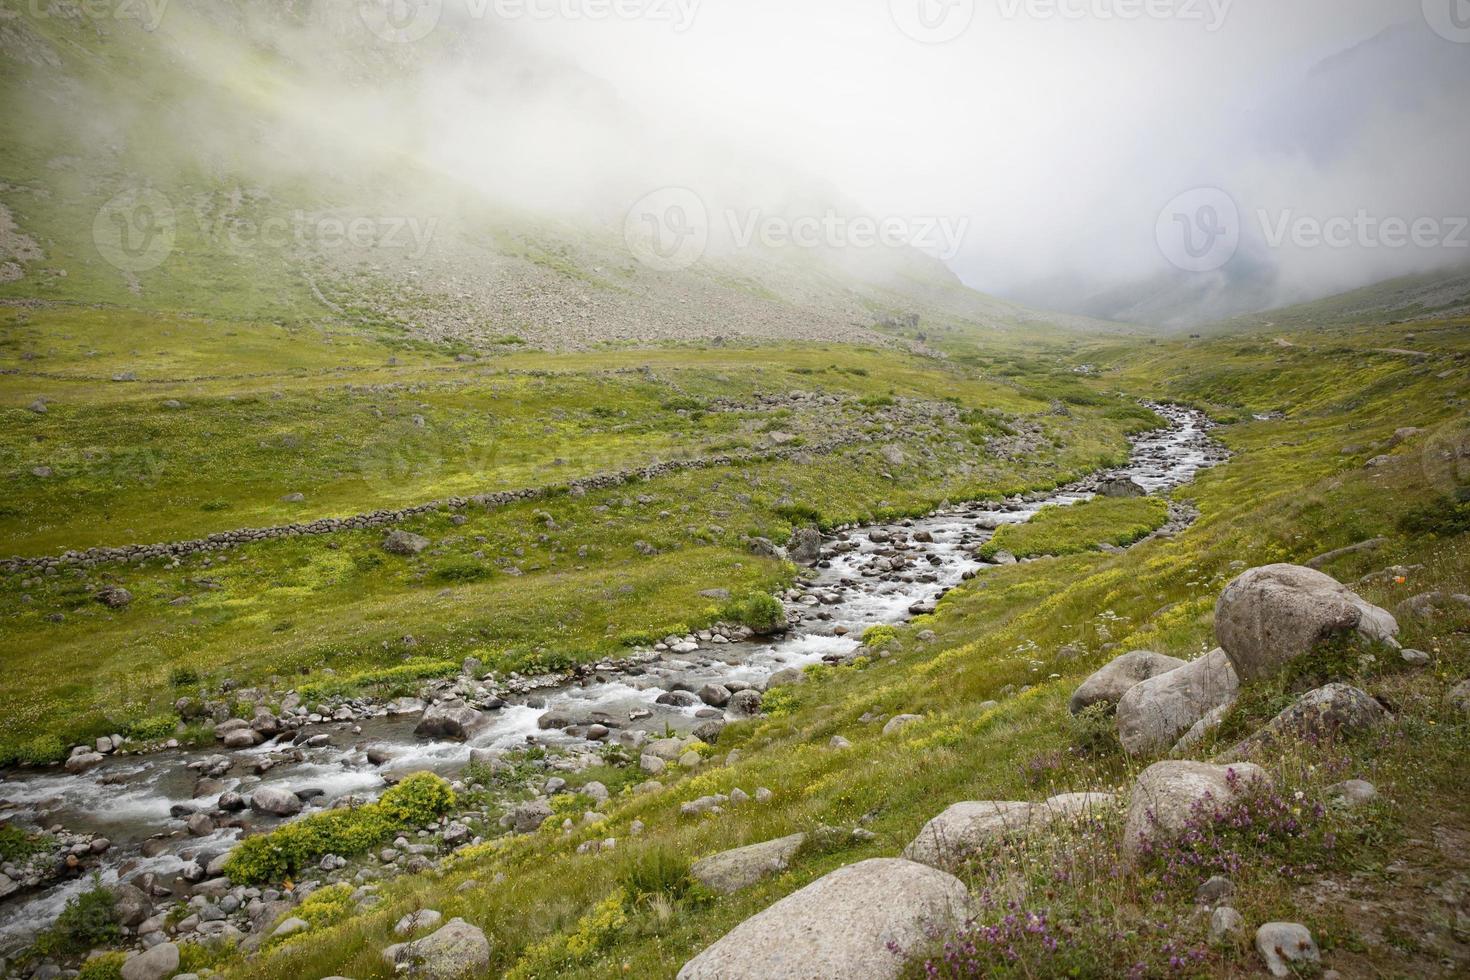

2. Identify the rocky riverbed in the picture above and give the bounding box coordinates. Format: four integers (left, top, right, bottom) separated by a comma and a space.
0, 403, 1224, 955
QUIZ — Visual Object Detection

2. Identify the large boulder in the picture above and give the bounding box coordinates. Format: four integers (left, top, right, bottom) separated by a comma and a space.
1069, 651, 1187, 715
414, 700, 487, 740
250, 785, 303, 817
903, 793, 1115, 870
1219, 683, 1389, 761
112, 883, 152, 927
121, 942, 179, 980
786, 527, 823, 564
1214, 564, 1398, 682
677, 858, 971, 980
1123, 760, 1268, 861
1097, 475, 1146, 498
383, 530, 431, 556
1116, 649, 1238, 757
381, 917, 490, 980
691, 833, 807, 894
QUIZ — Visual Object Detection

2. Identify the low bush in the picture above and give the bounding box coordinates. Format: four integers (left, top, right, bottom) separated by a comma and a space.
125, 714, 180, 742
720, 591, 785, 633
223, 773, 456, 884
35, 877, 119, 955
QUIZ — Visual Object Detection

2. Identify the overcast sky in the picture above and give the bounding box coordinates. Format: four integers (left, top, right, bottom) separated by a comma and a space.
445, 0, 1467, 309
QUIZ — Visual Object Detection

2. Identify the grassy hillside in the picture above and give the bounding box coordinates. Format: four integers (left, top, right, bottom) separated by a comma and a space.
194, 315, 1467, 979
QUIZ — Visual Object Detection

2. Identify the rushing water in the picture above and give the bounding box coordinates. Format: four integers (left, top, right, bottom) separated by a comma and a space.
0, 403, 1223, 948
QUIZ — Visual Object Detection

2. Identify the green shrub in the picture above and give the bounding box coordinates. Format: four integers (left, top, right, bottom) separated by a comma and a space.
291, 883, 355, 930
224, 773, 456, 884
720, 591, 784, 633
16, 734, 66, 766
36, 877, 119, 955
297, 658, 458, 702
1398, 493, 1470, 537
761, 686, 800, 718
0, 823, 50, 862
431, 557, 491, 582
169, 665, 201, 687
1069, 703, 1120, 757
76, 952, 126, 980
125, 714, 180, 742
861, 624, 899, 648
378, 772, 457, 824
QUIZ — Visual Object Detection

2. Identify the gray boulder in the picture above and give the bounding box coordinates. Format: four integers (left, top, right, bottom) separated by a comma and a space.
383, 530, 430, 556
96, 586, 134, 609
904, 793, 1114, 870
414, 700, 486, 740
249, 786, 302, 817
121, 943, 179, 980
1069, 650, 1187, 715
1097, 475, 1146, 498
728, 689, 763, 716
381, 917, 490, 980
506, 800, 552, 834
1255, 922, 1320, 977
1123, 760, 1268, 861
1116, 649, 1238, 757
1215, 564, 1398, 682
1448, 679, 1470, 716
394, 909, 444, 936
691, 833, 807, 894
786, 527, 823, 564
112, 883, 152, 927
1220, 683, 1389, 761
677, 858, 971, 980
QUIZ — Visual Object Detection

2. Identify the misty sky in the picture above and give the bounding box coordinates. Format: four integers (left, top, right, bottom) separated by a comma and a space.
447, 0, 1469, 312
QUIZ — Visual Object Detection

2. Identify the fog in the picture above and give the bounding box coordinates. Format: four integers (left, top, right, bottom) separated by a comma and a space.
458, 0, 1470, 320
94, 0, 1470, 323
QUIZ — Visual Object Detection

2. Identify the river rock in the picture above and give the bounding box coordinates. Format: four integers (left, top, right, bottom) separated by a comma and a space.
1116, 648, 1238, 756
698, 683, 731, 707
383, 530, 430, 556
121, 942, 179, 980
677, 858, 971, 980
787, 527, 823, 564
1215, 564, 1399, 682
381, 917, 490, 979
414, 700, 487, 740
1219, 683, 1389, 761
691, 833, 807, 894
250, 786, 303, 817
728, 689, 763, 716
113, 883, 152, 927
1097, 475, 1146, 497
65, 751, 105, 773
1255, 922, 1320, 977
1069, 650, 1187, 715
1123, 761, 1268, 861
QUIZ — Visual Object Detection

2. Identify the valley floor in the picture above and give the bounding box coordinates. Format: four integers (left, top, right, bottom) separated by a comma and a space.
1, 304, 1467, 979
